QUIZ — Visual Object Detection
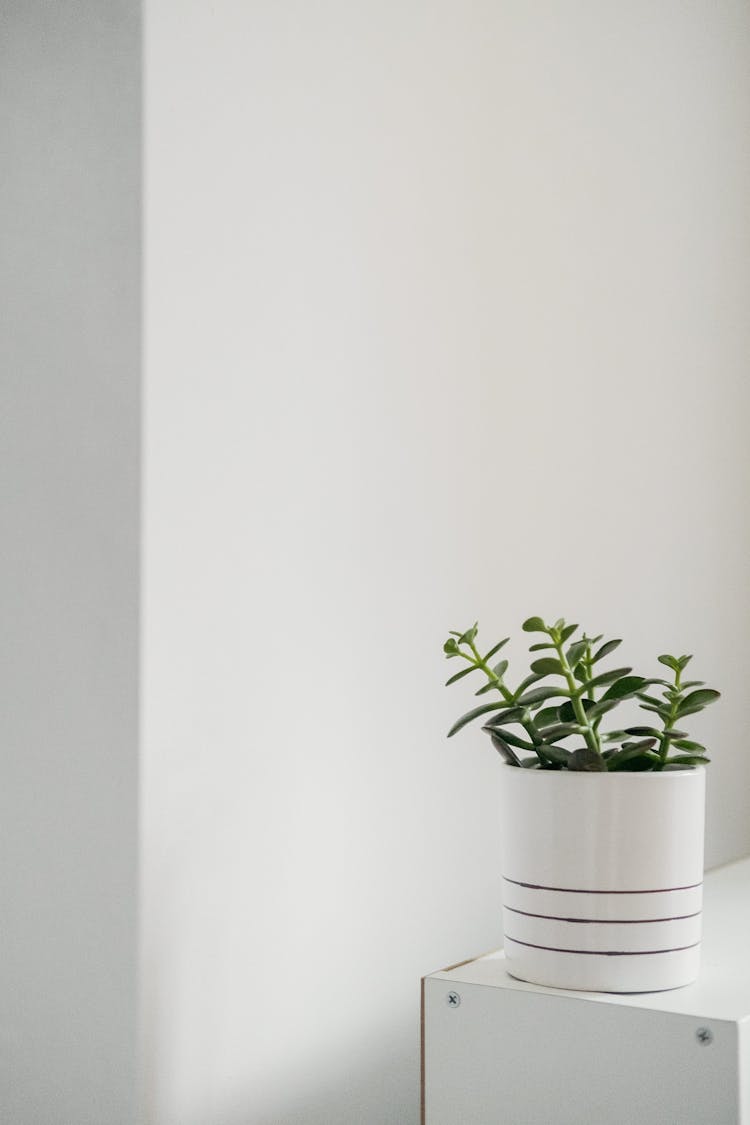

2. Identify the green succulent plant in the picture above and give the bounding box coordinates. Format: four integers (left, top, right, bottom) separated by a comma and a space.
443, 616, 720, 772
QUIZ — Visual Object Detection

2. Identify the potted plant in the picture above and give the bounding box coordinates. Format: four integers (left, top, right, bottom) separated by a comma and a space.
443, 616, 720, 993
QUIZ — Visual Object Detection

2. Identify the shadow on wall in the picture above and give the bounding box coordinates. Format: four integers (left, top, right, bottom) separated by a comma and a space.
223, 1030, 419, 1125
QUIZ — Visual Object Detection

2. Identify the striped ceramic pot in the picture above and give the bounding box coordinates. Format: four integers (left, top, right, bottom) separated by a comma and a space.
499, 765, 705, 993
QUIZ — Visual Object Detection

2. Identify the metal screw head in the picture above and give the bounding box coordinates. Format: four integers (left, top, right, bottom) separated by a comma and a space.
696, 1027, 713, 1045
446, 991, 461, 1008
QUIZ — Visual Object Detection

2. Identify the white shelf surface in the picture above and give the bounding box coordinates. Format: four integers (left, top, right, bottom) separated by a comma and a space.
423, 856, 750, 1125
432, 855, 750, 1022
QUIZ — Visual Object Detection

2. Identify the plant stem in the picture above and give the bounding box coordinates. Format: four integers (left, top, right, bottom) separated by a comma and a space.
552, 634, 601, 757
468, 639, 552, 766
468, 640, 514, 703
584, 640, 594, 699
656, 666, 682, 768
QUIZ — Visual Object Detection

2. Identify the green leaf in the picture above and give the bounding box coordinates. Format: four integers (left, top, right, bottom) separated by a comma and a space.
560, 623, 579, 642
483, 637, 510, 662
677, 689, 720, 713
586, 698, 620, 720
637, 693, 664, 708
482, 707, 526, 727
679, 680, 705, 690
492, 659, 509, 679
664, 754, 711, 767
529, 642, 555, 651
445, 664, 479, 686
662, 728, 688, 739
602, 730, 631, 743
482, 725, 535, 750
658, 654, 680, 672
677, 654, 693, 670
559, 697, 595, 723
443, 638, 459, 655
566, 640, 588, 669
611, 755, 658, 772
673, 739, 707, 753
624, 725, 661, 737
520, 757, 541, 768
600, 674, 646, 701
475, 681, 500, 696
530, 657, 564, 676
522, 616, 547, 633
537, 722, 585, 742
567, 748, 607, 772
592, 639, 622, 663
605, 742, 658, 770
535, 706, 562, 729
448, 701, 508, 737
538, 743, 571, 765
621, 738, 657, 753
577, 667, 634, 693
512, 672, 544, 698
639, 704, 673, 720
458, 623, 478, 645
487, 731, 521, 766
515, 686, 569, 706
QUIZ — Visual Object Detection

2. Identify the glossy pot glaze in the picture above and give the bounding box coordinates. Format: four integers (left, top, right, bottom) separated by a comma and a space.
499, 765, 706, 992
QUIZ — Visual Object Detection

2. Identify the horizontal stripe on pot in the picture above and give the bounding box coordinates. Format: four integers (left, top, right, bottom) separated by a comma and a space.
502, 939, 702, 992
498, 766, 706, 991
502, 878, 703, 923
502, 907, 702, 954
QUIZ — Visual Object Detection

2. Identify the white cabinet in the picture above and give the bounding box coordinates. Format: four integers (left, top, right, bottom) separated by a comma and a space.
422, 857, 750, 1124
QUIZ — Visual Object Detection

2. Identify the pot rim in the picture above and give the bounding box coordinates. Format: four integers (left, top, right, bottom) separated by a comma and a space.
500, 762, 705, 779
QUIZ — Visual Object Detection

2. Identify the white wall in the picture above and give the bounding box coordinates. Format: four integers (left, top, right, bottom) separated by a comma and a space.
141, 2, 750, 1123
0, 3, 140, 1123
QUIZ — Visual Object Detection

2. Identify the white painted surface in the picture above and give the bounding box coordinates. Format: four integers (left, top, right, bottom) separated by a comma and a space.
140, 2, 750, 1123
433, 856, 750, 1021
499, 765, 705, 990
500, 766, 706, 890
425, 981, 740, 1125
0, 3, 141, 1123
425, 857, 750, 1124
502, 880, 704, 922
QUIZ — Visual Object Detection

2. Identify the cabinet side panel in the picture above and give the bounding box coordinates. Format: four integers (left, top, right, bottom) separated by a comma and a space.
425, 979, 738, 1125
0, 4, 141, 1123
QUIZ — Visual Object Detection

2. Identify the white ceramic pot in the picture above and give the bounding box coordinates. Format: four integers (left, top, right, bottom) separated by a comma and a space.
499, 765, 706, 993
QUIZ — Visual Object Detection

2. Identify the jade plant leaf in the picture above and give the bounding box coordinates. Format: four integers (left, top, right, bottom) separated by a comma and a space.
537, 744, 571, 766
677, 689, 720, 713
443, 617, 720, 772
447, 701, 509, 737
592, 639, 622, 662
483, 637, 510, 661
522, 616, 547, 633
445, 664, 479, 686
488, 731, 521, 766
535, 705, 562, 729
664, 754, 711, 766
580, 668, 634, 693
567, 748, 607, 772
483, 705, 526, 724
600, 674, 646, 700
566, 640, 588, 668
530, 657, 564, 676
